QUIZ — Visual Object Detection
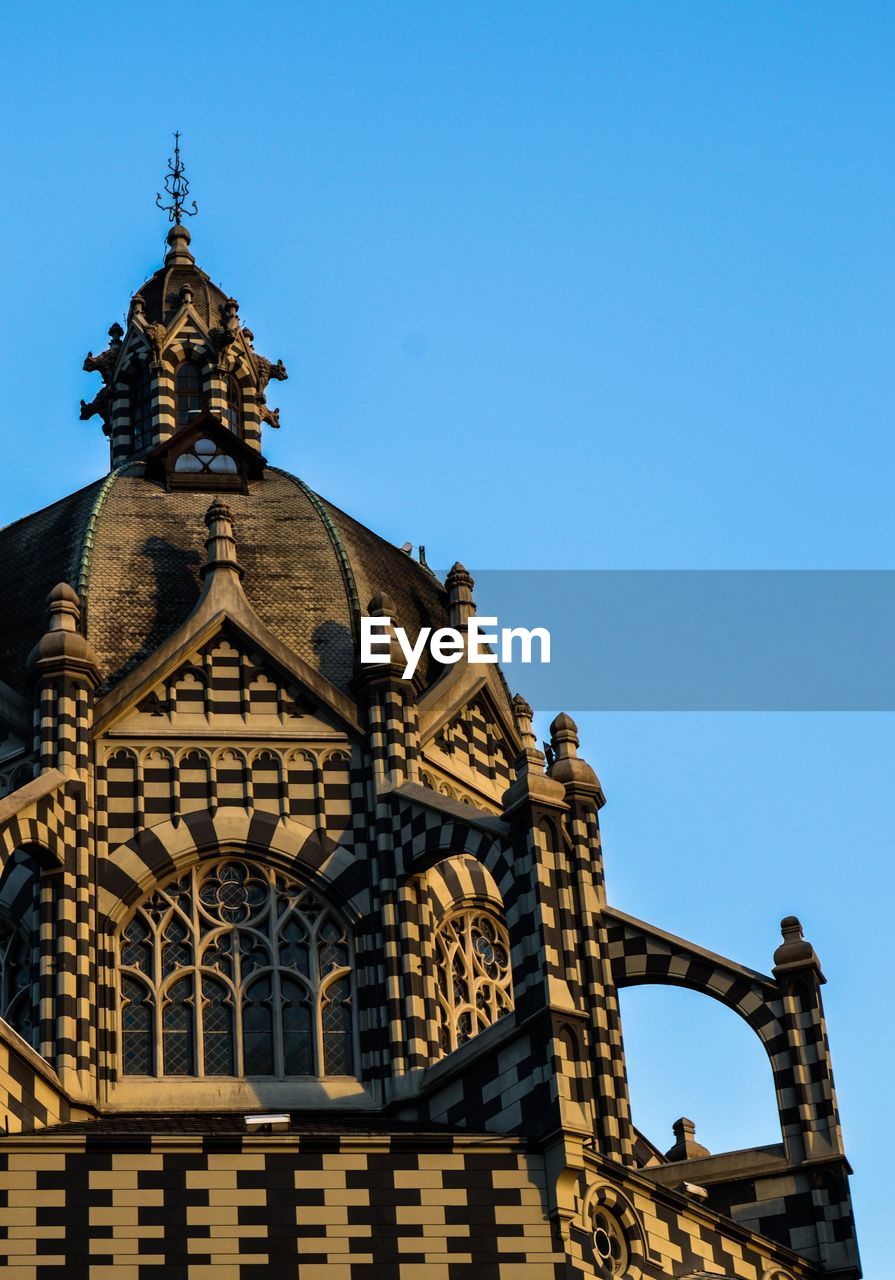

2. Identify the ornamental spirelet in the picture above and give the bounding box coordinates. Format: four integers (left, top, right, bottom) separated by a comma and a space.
155, 130, 198, 224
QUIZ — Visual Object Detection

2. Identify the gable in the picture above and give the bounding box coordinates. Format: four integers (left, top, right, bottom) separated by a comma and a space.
422, 691, 515, 798
106, 624, 338, 736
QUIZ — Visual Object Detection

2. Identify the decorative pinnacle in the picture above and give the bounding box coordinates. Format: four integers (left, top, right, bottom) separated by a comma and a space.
156, 131, 198, 225
200, 501, 243, 582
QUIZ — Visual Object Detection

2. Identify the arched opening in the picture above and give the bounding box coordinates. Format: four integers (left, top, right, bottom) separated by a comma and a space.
118, 855, 355, 1079
224, 372, 243, 436
618, 985, 781, 1157
174, 360, 203, 427
0, 849, 40, 1048
130, 365, 153, 452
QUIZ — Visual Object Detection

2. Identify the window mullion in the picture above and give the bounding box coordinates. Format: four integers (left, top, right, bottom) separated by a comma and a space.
191, 869, 204, 1075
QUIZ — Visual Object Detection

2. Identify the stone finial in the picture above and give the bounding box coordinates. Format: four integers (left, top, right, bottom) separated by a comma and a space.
773, 915, 823, 981
200, 501, 243, 582
359, 593, 406, 676
512, 694, 536, 750
165, 221, 195, 267
502, 703, 567, 817
27, 584, 99, 684
179, 284, 194, 306
546, 712, 605, 805
129, 293, 145, 321
367, 591, 397, 618
664, 1117, 710, 1162
445, 562, 475, 629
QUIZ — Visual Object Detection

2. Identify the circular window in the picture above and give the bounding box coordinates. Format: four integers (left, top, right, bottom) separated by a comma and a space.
591, 1207, 627, 1276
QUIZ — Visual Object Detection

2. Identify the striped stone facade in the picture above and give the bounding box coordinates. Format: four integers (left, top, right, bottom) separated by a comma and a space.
0, 218, 861, 1276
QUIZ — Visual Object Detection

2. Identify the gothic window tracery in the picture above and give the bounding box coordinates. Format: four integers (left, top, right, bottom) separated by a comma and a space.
590, 1207, 627, 1276
174, 360, 203, 427
433, 907, 513, 1057
0, 913, 34, 1045
119, 858, 354, 1079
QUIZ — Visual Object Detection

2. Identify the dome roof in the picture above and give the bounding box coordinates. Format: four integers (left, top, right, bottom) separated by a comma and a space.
0, 467, 448, 698
132, 223, 231, 330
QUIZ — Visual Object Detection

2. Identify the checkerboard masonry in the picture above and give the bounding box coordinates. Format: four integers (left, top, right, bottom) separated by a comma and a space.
0, 148, 860, 1277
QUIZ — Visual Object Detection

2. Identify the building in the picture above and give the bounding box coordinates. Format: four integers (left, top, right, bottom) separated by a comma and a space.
0, 149, 860, 1278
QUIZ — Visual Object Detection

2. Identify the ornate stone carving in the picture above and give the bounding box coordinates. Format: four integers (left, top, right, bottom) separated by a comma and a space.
141, 321, 167, 369
255, 353, 288, 391
82, 323, 123, 384
212, 297, 241, 371
79, 386, 111, 434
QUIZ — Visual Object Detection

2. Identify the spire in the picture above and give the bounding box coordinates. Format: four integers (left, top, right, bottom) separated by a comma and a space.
546, 712, 605, 805
156, 131, 197, 266
445, 563, 475, 628
200, 501, 244, 584
156, 131, 198, 225
26, 584, 99, 686
511, 694, 536, 750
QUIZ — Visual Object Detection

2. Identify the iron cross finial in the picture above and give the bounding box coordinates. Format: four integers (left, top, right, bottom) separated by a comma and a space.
155, 131, 198, 224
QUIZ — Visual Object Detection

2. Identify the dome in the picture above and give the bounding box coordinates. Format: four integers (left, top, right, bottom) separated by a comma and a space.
0, 465, 448, 697
131, 224, 231, 331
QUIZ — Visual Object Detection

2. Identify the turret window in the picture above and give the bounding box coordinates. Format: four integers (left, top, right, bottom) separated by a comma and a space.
174, 436, 238, 475
130, 368, 153, 452
119, 858, 355, 1078
175, 360, 204, 427
224, 373, 243, 436
433, 907, 513, 1056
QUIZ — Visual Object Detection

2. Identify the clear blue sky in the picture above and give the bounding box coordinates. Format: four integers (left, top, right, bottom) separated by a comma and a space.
1, 3, 891, 1271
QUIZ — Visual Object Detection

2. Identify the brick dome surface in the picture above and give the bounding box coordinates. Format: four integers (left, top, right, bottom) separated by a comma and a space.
0, 467, 448, 696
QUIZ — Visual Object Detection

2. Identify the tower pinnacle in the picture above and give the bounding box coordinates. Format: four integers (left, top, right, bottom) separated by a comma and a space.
155, 130, 198, 225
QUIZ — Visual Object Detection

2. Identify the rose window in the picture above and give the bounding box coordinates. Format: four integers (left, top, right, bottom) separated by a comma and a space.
591, 1207, 628, 1276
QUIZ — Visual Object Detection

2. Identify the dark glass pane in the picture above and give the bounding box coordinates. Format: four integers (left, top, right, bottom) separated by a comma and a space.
238, 930, 271, 979
202, 976, 234, 1076
161, 917, 191, 976
321, 979, 352, 1075
317, 916, 348, 975
242, 974, 274, 1075
131, 370, 153, 451
281, 977, 313, 1075
122, 976, 154, 1075
175, 452, 202, 472
163, 978, 194, 1075
279, 917, 310, 976
175, 362, 203, 426
225, 374, 242, 435
208, 454, 238, 474
121, 915, 152, 973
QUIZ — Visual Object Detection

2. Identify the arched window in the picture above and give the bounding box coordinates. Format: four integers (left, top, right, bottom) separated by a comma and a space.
0, 913, 34, 1045
0, 850, 39, 1048
433, 907, 513, 1056
130, 367, 153, 452
174, 360, 203, 427
224, 373, 243, 436
119, 857, 354, 1078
